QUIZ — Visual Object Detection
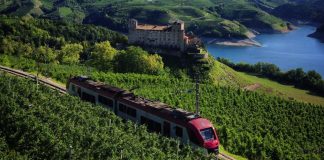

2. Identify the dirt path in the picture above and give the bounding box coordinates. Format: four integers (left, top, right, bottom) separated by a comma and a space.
243, 83, 262, 91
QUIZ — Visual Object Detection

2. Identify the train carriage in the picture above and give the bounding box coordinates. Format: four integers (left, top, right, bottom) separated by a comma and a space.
67, 76, 219, 154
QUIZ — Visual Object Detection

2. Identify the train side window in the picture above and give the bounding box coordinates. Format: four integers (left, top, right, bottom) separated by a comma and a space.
127, 107, 137, 118
141, 116, 161, 133
175, 126, 183, 138
81, 92, 96, 103
98, 95, 113, 108
119, 103, 127, 113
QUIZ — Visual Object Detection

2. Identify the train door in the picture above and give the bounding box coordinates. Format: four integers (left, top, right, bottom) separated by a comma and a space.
77, 87, 81, 97
163, 121, 171, 137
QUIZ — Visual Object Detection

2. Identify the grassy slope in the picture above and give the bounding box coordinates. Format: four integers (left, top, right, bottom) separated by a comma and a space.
210, 60, 324, 106
238, 72, 324, 106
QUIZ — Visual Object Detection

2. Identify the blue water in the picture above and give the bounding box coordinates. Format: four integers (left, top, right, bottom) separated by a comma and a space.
206, 26, 324, 76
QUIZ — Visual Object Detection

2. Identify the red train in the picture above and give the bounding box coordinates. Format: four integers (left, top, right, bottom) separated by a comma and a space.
67, 76, 219, 154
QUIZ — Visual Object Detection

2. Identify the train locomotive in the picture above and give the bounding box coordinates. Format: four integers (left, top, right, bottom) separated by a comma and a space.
67, 76, 219, 154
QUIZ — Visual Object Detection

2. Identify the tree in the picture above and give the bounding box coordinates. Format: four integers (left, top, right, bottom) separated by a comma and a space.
304, 70, 322, 89
294, 68, 306, 85
59, 43, 83, 64
0, 38, 15, 55
114, 46, 164, 75
33, 46, 57, 63
90, 41, 117, 71
142, 54, 164, 75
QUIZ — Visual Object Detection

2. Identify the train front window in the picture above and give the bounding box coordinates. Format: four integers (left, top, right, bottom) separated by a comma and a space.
200, 128, 215, 141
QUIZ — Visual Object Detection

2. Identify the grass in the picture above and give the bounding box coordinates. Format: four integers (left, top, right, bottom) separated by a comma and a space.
219, 145, 247, 160
209, 60, 324, 106
238, 72, 324, 106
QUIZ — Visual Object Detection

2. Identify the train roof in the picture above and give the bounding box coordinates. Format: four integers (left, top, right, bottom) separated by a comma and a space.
69, 76, 201, 126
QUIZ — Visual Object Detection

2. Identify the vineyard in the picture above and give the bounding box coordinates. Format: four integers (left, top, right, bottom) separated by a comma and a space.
0, 75, 208, 159
91, 72, 324, 160
1, 62, 323, 159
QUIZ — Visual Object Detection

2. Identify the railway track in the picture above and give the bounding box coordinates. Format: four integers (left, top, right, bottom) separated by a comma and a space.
0, 65, 236, 160
217, 153, 236, 160
0, 65, 66, 94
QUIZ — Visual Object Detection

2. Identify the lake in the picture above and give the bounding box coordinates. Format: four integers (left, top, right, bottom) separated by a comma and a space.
206, 26, 324, 77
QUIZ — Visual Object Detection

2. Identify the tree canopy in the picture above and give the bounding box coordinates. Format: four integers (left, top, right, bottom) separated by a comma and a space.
59, 43, 83, 64
114, 46, 164, 75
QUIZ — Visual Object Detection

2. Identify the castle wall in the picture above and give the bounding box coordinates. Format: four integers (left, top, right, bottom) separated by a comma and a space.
128, 19, 187, 52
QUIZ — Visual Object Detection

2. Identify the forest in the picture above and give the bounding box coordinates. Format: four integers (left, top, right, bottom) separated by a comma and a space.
0, 16, 165, 75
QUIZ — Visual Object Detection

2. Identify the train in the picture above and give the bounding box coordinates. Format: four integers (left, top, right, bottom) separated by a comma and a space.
67, 76, 220, 154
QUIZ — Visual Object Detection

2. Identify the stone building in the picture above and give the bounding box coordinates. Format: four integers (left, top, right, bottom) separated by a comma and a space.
128, 19, 189, 52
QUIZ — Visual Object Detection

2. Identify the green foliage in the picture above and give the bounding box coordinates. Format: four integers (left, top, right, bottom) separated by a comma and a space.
1, 56, 323, 159
32, 46, 57, 63
114, 46, 164, 75
0, 15, 127, 49
212, 0, 288, 33
91, 73, 324, 160
89, 41, 117, 71
59, 43, 83, 64
0, 75, 207, 159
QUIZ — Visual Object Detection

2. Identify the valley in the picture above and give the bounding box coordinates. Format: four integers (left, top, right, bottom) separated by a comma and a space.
0, 0, 324, 160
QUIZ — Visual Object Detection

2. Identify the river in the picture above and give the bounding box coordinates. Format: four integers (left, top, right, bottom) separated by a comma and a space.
206, 26, 324, 76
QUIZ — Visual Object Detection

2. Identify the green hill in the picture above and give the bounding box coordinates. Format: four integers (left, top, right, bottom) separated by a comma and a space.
0, 0, 291, 37
271, 0, 324, 23
309, 24, 324, 42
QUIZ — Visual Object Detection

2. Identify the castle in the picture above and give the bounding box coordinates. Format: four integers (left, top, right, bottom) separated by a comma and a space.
128, 19, 193, 52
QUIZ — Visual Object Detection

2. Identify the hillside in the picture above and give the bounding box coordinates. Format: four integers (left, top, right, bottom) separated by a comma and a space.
271, 0, 324, 23
0, 0, 290, 37
309, 24, 324, 42
0, 75, 209, 159
1, 15, 324, 106
1, 64, 323, 159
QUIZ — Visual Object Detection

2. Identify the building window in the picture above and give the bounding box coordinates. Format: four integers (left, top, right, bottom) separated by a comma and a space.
98, 95, 113, 108
175, 126, 183, 138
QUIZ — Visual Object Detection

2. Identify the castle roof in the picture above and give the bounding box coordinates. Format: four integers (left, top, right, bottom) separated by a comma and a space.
136, 24, 170, 31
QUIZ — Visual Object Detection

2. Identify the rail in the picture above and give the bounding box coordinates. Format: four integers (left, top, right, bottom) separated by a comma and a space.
217, 153, 236, 160
0, 65, 66, 94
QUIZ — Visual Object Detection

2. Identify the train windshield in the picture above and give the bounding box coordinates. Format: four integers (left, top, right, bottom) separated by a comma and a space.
200, 128, 215, 141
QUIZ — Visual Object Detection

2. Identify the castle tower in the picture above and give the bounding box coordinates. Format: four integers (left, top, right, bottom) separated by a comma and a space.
128, 19, 138, 44
171, 20, 185, 51
129, 19, 138, 31
171, 20, 184, 31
